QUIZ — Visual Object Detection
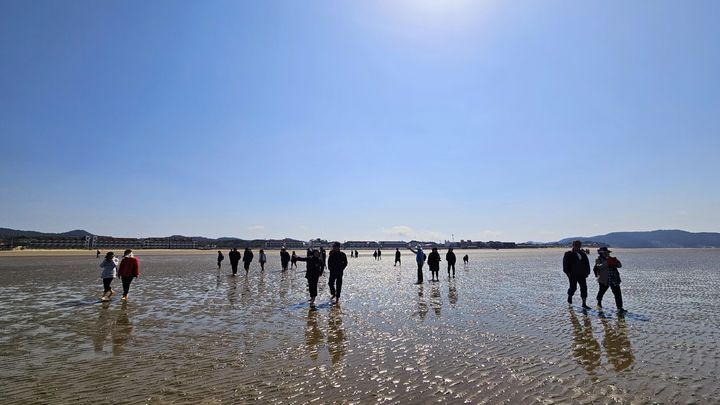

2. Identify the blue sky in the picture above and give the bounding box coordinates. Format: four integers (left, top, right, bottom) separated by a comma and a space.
1, 0, 719, 242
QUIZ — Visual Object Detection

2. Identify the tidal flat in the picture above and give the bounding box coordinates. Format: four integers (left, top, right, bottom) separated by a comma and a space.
0, 249, 718, 404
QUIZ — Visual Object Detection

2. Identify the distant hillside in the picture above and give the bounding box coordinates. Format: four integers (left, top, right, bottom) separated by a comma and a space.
558, 230, 720, 248
0, 227, 93, 238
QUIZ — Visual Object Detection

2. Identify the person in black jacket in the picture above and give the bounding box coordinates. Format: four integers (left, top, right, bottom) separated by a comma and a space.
563, 240, 591, 308
394, 248, 401, 266
242, 248, 254, 274
217, 251, 224, 269
446, 248, 457, 278
296, 249, 324, 305
228, 248, 241, 276
427, 248, 441, 282
327, 242, 348, 301
280, 248, 291, 272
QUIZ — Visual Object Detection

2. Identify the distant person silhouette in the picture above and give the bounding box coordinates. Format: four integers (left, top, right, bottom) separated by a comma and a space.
427, 248, 441, 281
96, 249, 101, 258
373, 250, 378, 260
259, 249, 267, 271
217, 251, 224, 269
117, 249, 140, 301
320, 247, 327, 272
291, 251, 298, 269
394, 248, 401, 266
354, 250, 358, 258
327, 242, 348, 302
463, 254, 469, 266
446, 248, 456, 278
228, 248, 241, 276
243, 248, 254, 274
280, 248, 291, 271
593, 247, 625, 312
408, 246, 426, 284
295, 249, 324, 306
377, 249, 382, 260
563, 240, 591, 308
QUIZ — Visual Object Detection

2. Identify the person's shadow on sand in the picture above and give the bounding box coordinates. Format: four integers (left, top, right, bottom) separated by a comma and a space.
305, 309, 324, 361
327, 305, 346, 365
92, 301, 133, 355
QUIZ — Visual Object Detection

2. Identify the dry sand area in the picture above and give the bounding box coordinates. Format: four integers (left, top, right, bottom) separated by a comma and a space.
0, 248, 718, 403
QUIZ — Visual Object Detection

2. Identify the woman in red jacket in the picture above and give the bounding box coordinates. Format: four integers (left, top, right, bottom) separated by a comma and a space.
117, 249, 140, 301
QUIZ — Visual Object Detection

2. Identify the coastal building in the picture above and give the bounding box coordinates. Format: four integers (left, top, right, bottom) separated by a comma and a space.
27, 236, 91, 249
378, 241, 407, 248
92, 236, 143, 250
265, 238, 306, 249
343, 241, 379, 249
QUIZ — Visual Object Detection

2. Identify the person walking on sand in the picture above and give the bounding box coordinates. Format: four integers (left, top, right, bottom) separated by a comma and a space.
320, 247, 327, 272
427, 248, 441, 282
377, 249, 382, 260
327, 242, 348, 302
463, 254, 469, 266
594, 247, 626, 312
373, 250, 378, 260
291, 251, 298, 269
117, 249, 140, 301
295, 249, 324, 306
354, 250, 358, 258
217, 251, 224, 269
446, 248, 457, 278
280, 248, 291, 271
408, 246, 426, 284
394, 248, 401, 266
242, 248, 254, 274
228, 248, 241, 276
96, 249, 101, 258
563, 240, 591, 308
99, 252, 119, 301
259, 249, 267, 271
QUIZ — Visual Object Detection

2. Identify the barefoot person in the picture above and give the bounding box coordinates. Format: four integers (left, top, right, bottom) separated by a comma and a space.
594, 247, 626, 312
295, 249, 324, 306
563, 240, 591, 308
99, 252, 119, 301
327, 242, 348, 302
118, 249, 140, 301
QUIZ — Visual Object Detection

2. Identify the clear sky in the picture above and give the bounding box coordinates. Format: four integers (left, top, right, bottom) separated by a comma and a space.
1, 0, 719, 242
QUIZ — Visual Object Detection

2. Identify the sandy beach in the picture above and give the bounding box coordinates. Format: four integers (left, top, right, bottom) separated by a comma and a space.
1, 248, 718, 403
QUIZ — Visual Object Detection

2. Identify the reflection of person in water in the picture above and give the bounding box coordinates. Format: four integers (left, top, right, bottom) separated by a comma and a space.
305, 309, 324, 361
430, 284, 442, 317
112, 303, 133, 355
416, 285, 428, 320
601, 316, 634, 371
327, 306, 346, 365
448, 282, 458, 306
568, 307, 600, 375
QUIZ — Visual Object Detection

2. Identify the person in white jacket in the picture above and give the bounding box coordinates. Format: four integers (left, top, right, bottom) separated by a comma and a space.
99, 252, 119, 301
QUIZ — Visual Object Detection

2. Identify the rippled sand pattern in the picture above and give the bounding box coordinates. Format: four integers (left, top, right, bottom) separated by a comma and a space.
1, 249, 719, 403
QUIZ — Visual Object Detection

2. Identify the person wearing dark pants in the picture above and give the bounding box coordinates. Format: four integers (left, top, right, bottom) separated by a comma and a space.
228, 248, 241, 276
593, 247, 625, 312
99, 252, 119, 301
408, 246, 426, 284
217, 251, 224, 268
446, 248, 456, 278
563, 240, 591, 308
427, 248, 441, 281
242, 248, 254, 274
295, 249, 324, 306
280, 248, 291, 271
117, 249, 140, 301
327, 242, 348, 301
394, 248, 401, 266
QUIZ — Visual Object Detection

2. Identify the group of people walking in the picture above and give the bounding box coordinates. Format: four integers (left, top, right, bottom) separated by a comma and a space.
98, 249, 140, 301
563, 240, 626, 312
95, 241, 626, 313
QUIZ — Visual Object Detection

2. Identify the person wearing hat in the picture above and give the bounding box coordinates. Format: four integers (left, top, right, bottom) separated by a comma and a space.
295, 249, 324, 305
593, 247, 625, 312
327, 242, 348, 302
563, 240, 591, 308
99, 251, 119, 301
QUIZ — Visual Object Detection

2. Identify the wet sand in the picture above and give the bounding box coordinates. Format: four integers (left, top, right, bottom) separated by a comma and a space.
1, 249, 718, 403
